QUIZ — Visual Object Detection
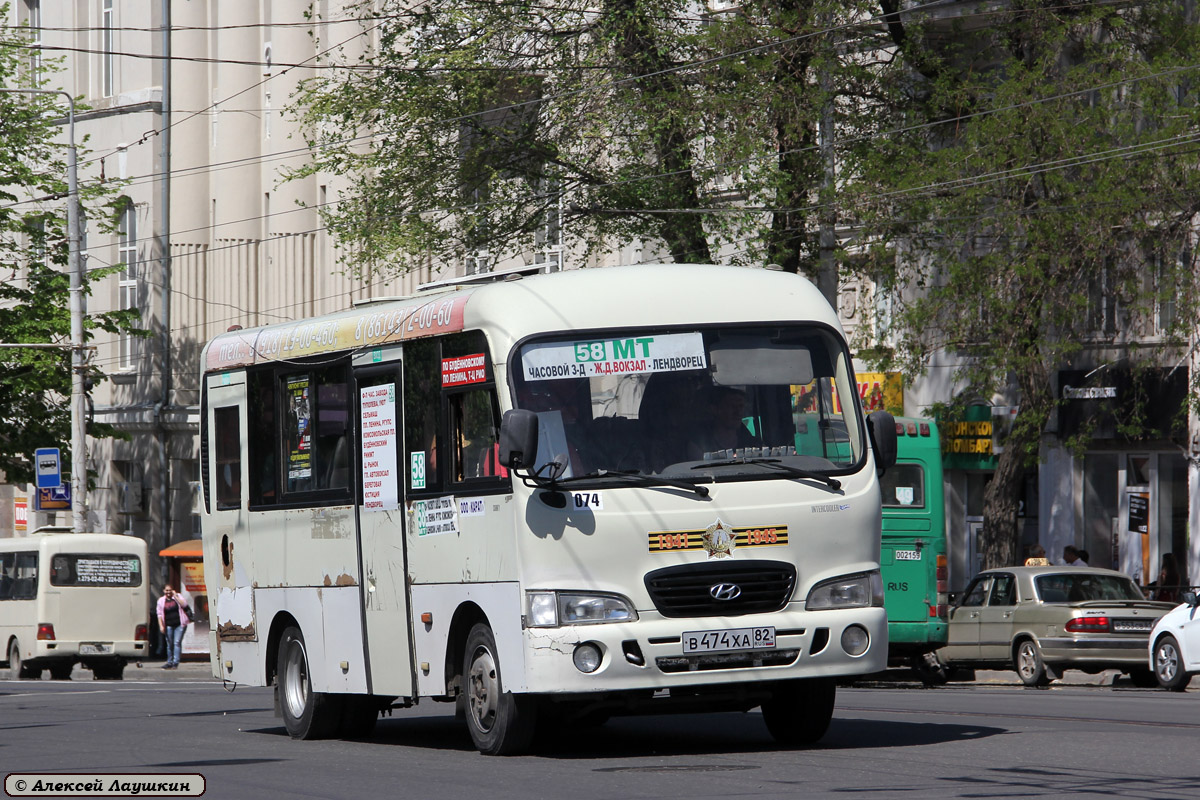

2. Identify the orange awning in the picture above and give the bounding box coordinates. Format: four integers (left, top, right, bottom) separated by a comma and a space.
159, 538, 203, 558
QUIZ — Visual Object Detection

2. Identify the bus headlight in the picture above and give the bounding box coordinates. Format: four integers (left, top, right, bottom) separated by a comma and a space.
806, 571, 885, 610
526, 591, 638, 628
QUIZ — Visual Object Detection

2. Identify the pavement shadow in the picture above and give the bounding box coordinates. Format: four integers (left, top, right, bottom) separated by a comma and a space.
256, 710, 1005, 759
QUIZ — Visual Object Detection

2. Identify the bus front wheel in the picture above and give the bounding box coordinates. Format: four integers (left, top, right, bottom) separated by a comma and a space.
760, 678, 836, 747
277, 626, 342, 739
462, 623, 537, 755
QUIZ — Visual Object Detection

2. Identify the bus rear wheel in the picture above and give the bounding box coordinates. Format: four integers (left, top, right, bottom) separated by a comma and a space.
760, 677, 836, 747
462, 623, 537, 755
7, 640, 38, 680
277, 626, 342, 739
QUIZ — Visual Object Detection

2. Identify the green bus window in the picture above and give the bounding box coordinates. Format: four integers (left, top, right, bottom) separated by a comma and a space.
880, 464, 925, 508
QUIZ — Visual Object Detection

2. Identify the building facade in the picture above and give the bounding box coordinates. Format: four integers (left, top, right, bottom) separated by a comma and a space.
2, 0, 1197, 601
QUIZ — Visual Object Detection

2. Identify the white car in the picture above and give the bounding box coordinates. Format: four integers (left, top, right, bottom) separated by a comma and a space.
1149, 591, 1200, 690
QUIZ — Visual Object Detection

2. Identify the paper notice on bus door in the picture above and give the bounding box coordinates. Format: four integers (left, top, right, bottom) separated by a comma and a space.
360, 384, 399, 511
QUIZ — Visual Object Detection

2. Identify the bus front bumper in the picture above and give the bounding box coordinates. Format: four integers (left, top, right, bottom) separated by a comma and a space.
521, 605, 887, 694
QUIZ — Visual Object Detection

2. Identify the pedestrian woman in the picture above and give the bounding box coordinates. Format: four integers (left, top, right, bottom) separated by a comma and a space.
156, 584, 191, 669
1151, 553, 1182, 604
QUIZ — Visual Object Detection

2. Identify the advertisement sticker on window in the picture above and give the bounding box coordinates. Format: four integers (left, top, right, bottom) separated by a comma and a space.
442, 353, 488, 387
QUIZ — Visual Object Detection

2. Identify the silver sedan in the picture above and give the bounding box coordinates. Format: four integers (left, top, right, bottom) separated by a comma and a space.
937, 566, 1174, 686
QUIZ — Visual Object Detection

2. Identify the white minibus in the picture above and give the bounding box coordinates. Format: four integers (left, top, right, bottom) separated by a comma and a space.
200, 264, 897, 754
1, 529, 149, 680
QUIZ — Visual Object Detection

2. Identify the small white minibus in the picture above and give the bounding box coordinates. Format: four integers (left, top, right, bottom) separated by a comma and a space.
1, 529, 149, 680
200, 264, 898, 753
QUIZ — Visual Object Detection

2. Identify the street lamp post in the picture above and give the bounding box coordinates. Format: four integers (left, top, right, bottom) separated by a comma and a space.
1, 88, 87, 533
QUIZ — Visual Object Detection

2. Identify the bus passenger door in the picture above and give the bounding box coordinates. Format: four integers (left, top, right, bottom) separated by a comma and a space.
205, 374, 252, 669
354, 359, 415, 698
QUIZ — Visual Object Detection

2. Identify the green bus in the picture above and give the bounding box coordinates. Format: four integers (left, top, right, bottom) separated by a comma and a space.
879, 417, 948, 673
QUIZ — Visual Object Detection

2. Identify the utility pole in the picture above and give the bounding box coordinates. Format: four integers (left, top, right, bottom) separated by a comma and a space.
1, 88, 87, 533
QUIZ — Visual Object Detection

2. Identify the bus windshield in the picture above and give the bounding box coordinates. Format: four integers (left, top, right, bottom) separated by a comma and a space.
513, 325, 864, 480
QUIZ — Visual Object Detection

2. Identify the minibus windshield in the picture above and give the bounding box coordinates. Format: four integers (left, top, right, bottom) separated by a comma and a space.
513, 325, 864, 481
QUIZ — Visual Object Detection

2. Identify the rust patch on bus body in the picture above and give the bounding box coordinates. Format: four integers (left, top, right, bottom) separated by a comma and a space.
217, 620, 257, 641
323, 573, 357, 587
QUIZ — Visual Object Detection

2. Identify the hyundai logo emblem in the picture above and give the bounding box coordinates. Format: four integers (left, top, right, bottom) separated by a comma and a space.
710, 583, 742, 601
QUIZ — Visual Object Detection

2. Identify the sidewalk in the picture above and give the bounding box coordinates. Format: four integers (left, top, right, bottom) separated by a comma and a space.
51, 658, 218, 682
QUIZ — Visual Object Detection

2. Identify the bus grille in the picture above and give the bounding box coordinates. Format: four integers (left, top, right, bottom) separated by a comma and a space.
644, 561, 797, 618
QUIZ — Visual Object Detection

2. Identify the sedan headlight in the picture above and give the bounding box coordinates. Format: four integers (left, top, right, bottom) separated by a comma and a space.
806, 571, 885, 610
526, 591, 638, 628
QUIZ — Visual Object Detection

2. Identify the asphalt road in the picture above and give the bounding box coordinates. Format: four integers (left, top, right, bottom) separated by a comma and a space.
2, 662, 1199, 799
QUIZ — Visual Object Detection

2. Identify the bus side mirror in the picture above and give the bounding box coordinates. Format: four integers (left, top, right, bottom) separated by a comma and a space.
499, 409, 539, 469
867, 411, 897, 473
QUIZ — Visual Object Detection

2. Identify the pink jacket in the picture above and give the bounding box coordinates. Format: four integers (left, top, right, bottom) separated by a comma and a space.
156, 594, 191, 627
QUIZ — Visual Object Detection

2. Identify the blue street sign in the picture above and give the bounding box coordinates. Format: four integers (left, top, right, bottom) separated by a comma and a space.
35, 485, 71, 512
34, 447, 62, 489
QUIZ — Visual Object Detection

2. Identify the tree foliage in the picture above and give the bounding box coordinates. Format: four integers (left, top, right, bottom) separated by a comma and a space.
289, 0, 889, 287
0, 16, 143, 485
850, 1, 1200, 568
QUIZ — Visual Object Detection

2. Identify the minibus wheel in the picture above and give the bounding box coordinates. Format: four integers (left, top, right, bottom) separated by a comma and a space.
277, 625, 342, 739
462, 622, 537, 755
760, 677, 836, 746
7, 640, 22, 680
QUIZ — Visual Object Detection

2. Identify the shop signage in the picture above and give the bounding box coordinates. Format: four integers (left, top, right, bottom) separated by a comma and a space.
940, 405, 1000, 471
857, 372, 903, 413
14, 496, 27, 532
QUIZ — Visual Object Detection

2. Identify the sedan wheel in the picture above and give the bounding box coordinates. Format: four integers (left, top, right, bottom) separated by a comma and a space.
1014, 639, 1050, 687
1154, 635, 1191, 691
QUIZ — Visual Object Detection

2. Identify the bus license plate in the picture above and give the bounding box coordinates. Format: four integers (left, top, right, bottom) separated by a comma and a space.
682, 626, 775, 654
894, 550, 921, 561
79, 643, 111, 655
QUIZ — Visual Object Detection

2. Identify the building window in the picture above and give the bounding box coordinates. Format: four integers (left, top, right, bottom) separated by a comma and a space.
118, 202, 138, 370
102, 0, 114, 97
24, 0, 41, 82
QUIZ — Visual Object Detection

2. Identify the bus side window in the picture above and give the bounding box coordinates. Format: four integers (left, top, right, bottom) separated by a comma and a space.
214, 406, 242, 510
0, 552, 13, 600
403, 339, 443, 493
280, 366, 351, 497
248, 370, 277, 506
12, 552, 38, 600
450, 388, 506, 483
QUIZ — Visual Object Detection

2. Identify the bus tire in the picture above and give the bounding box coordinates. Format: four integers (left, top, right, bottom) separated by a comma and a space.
1014, 639, 1050, 687
463, 622, 537, 755
7, 640, 22, 680
277, 625, 342, 739
761, 677, 836, 747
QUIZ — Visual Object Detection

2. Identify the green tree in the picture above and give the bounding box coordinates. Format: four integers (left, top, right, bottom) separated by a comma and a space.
850, 1, 1200, 568
0, 17, 144, 486
288, 0, 889, 293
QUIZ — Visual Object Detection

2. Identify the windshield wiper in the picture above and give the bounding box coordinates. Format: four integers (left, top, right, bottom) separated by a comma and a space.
551, 468, 710, 499
692, 457, 841, 491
